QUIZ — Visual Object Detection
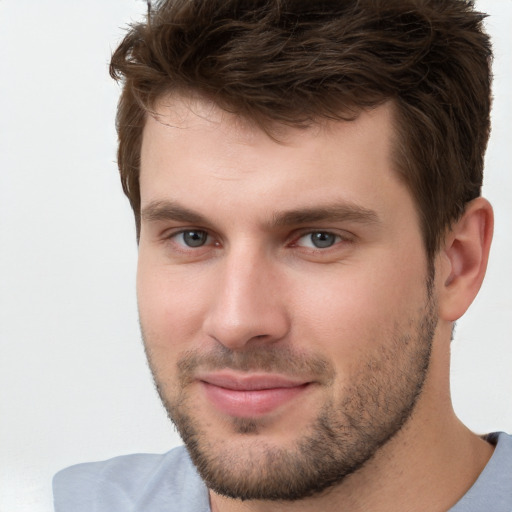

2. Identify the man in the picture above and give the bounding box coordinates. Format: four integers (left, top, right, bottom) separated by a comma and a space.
53, 0, 511, 510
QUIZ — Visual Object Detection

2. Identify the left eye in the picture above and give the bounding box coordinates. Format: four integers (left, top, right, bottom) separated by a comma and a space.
296, 232, 341, 249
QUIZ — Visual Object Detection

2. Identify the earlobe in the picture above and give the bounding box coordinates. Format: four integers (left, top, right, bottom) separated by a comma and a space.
438, 197, 493, 322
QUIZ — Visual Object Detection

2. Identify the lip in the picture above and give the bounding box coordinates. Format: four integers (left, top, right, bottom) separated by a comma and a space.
198, 372, 312, 418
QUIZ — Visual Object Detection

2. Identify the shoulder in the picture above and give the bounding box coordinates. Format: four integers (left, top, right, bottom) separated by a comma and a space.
483, 431, 512, 479
53, 445, 210, 512
481, 431, 512, 479
449, 432, 512, 512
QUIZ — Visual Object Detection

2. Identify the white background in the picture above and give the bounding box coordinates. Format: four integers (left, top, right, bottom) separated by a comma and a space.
0, 1, 511, 511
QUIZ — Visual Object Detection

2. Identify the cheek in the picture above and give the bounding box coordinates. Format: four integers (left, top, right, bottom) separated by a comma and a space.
291, 256, 428, 363
136, 258, 210, 353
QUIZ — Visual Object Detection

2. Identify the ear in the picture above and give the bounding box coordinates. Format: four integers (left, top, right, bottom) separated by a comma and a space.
437, 197, 493, 322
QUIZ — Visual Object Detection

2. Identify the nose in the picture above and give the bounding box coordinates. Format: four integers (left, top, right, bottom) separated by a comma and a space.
203, 249, 290, 350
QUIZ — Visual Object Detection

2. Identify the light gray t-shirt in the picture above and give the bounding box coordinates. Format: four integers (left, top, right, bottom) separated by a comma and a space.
53, 432, 512, 511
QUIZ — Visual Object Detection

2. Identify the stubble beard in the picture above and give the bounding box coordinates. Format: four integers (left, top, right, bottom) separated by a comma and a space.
143, 277, 437, 502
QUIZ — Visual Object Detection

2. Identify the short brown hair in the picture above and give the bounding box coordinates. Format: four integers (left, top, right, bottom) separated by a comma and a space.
110, 0, 492, 259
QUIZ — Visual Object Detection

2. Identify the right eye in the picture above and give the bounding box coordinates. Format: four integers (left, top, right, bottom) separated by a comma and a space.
173, 230, 211, 248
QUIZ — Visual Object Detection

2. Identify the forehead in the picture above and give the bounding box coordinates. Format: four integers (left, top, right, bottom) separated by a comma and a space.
139, 94, 416, 231
142, 93, 395, 171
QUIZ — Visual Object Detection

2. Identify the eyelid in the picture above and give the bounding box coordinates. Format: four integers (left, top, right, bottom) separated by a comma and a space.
163, 226, 206, 238
292, 228, 351, 241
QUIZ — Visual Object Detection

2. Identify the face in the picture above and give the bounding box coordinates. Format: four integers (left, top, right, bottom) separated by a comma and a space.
137, 97, 438, 501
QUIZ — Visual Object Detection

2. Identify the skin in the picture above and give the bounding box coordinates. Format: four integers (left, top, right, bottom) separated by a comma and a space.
137, 96, 494, 512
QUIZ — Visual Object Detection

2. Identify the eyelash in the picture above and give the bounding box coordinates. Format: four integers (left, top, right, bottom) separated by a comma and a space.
165, 228, 351, 252
292, 231, 346, 250
169, 229, 217, 249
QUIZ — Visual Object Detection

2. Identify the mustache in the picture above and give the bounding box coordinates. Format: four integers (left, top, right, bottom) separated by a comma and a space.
176, 345, 335, 385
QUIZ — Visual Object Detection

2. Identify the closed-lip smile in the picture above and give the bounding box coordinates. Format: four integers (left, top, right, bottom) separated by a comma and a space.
197, 371, 313, 418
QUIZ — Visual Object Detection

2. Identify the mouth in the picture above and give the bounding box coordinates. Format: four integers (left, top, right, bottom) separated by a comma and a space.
197, 371, 313, 418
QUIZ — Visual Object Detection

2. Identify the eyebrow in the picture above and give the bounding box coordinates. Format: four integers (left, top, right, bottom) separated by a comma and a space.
140, 200, 380, 228
271, 204, 379, 227
141, 201, 207, 224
